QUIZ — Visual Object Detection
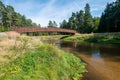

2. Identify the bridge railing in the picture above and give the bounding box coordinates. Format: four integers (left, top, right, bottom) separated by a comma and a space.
12, 27, 76, 35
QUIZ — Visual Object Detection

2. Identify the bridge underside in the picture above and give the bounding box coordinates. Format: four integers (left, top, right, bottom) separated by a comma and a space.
24, 32, 74, 36
12, 27, 76, 36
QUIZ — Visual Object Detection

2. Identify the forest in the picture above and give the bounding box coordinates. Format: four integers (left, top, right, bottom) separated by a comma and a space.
0, 0, 120, 33
60, 0, 120, 33
0, 1, 38, 32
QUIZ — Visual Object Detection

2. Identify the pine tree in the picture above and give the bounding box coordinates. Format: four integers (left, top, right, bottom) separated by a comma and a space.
48, 20, 53, 27
93, 17, 100, 32
53, 21, 58, 27
6, 5, 15, 28
60, 20, 68, 29
68, 12, 77, 30
77, 10, 84, 33
0, 1, 5, 31
0, 1, 38, 32
21, 15, 26, 27
84, 3, 93, 33
99, 0, 120, 32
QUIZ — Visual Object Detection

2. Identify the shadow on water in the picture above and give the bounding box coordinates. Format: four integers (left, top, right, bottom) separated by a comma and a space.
44, 39, 120, 80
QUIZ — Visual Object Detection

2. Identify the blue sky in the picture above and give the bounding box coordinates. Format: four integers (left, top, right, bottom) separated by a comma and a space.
1, 0, 116, 27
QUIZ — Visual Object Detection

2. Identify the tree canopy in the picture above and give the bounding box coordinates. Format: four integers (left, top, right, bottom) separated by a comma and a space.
99, 0, 120, 32
60, 3, 100, 33
60, 0, 120, 33
1, 0, 120, 33
48, 20, 58, 28
0, 1, 38, 32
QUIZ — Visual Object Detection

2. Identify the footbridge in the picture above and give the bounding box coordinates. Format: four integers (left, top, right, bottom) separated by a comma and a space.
12, 27, 76, 35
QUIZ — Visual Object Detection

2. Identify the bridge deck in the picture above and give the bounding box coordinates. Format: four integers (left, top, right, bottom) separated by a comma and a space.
12, 27, 76, 35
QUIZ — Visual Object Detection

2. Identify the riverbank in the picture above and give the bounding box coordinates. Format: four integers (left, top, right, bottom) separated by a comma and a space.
62, 32, 120, 44
0, 36, 86, 80
59, 40, 120, 80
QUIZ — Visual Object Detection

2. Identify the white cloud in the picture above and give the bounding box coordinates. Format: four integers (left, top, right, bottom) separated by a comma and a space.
1, 0, 116, 27
30, 0, 87, 26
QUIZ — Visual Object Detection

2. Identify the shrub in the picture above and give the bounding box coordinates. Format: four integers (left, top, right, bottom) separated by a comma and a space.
0, 44, 86, 80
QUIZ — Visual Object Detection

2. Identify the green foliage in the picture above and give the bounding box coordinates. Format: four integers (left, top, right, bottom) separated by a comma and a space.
0, 43, 86, 80
60, 20, 68, 29
60, 3, 99, 33
68, 12, 78, 30
93, 17, 100, 32
62, 32, 120, 44
77, 10, 84, 33
63, 36, 84, 42
48, 20, 58, 28
84, 3, 93, 33
99, 0, 120, 32
0, 1, 38, 32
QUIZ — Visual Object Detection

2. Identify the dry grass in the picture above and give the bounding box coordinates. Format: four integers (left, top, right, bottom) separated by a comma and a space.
0, 37, 16, 65
0, 36, 42, 65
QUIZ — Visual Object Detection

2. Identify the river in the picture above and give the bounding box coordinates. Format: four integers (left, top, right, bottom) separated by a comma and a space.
44, 39, 120, 80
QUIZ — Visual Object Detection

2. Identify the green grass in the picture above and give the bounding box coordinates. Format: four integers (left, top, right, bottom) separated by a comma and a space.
0, 43, 86, 80
62, 32, 120, 44
63, 36, 85, 42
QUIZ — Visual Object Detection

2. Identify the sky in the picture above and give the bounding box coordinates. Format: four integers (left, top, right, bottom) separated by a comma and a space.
1, 0, 116, 27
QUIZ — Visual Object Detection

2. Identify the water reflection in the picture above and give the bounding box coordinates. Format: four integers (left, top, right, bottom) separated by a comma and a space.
60, 41, 120, 80
44, 40, 120, 80
91, 50, 105, 66
91, 50, 101, 58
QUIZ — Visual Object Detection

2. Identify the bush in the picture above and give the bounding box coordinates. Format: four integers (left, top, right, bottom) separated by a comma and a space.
0, 44, 86, 80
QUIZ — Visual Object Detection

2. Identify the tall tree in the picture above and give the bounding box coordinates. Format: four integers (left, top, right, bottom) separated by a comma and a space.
26, 19, 33, 27
12, 12, 23, 27
2, 9, 8, 31
21, 15, 26, 27
48, 20, 53, 27
38, 24, 41, 27
99, 0, 120, 32
60, 3, 96, 33
77, 10, 84, 33
99, 13, 106, 32
48, 20, 58, 28
31, 23, 37, 27
60, 20, 68, 29
84, 3, 93, 33
53, 21, 58, 27
6, 5, 15, 29
93, 17, 100, 32
0, 1, 5, 31
0, 1, 5, 22
68, 12, 77, 30
0, 1, 38, 32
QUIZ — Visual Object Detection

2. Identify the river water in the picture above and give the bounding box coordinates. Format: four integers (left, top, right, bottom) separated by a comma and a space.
45, 39, 120, 80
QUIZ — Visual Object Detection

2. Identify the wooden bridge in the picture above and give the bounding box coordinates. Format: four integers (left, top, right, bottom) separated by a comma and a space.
12, 27, 76, 35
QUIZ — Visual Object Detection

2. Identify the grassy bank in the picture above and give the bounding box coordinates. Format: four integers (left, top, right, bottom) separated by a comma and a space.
27, 35, 65, 40
63, 32, 120, 44
0, 36, 86, 80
